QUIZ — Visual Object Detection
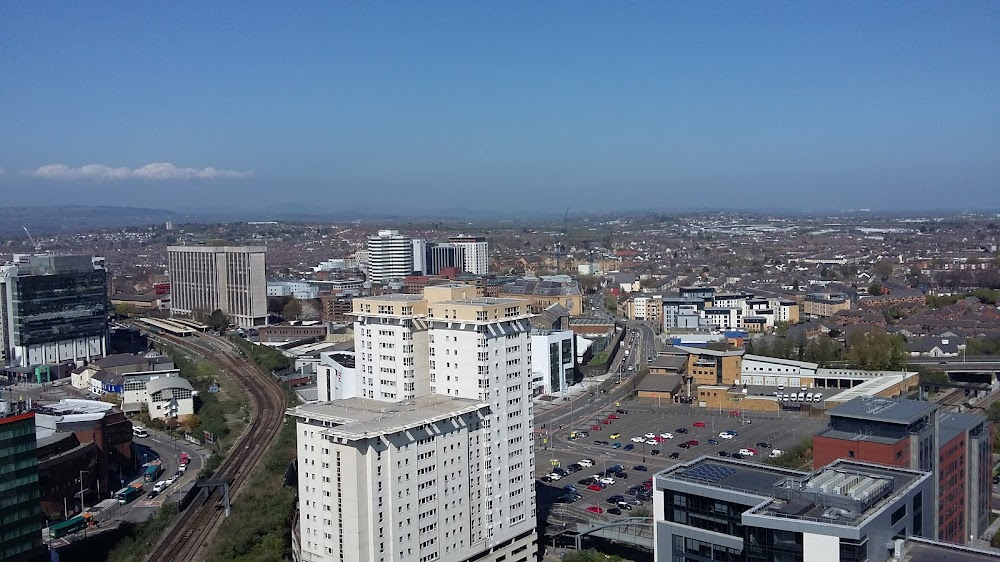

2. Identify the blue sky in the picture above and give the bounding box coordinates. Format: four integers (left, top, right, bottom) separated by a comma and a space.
1, 2, 997, 214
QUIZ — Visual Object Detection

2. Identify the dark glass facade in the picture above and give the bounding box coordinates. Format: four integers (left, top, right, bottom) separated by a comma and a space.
745, 527, 803, 562
664, 489, 748, 540
11, 270, 108, 346
0, 413, 46, 562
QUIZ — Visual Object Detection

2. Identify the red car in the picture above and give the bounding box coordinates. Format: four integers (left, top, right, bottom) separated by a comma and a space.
608, 414, 620, 420
686, 440, 699, 446
587, 483, 604, 491
586, 506, 604, 514
643, 479, 653, 489
693, 422, 705, 427
729, 410, 741, 417
601, 419, 612, 425
592, 425, 601, 431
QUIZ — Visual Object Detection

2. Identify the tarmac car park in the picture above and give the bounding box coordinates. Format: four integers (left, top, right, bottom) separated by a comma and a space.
536, 403, 827, 518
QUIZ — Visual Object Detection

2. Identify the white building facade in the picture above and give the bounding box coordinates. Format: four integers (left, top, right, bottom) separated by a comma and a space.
167, 245, 268, 327
316, 351, 357, 402
366, 230, 414, 283
294, 285, 537, 562
529, 330, 575, 396
448, 236, 489, 275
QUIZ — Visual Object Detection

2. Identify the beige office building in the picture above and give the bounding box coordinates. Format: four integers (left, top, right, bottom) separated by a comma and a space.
166, 245, 267, 327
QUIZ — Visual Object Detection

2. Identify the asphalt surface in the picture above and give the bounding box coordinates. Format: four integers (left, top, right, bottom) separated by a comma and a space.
535, 403, 828, 521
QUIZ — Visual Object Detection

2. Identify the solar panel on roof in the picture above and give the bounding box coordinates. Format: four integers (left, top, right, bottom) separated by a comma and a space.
679, 464, 737, 483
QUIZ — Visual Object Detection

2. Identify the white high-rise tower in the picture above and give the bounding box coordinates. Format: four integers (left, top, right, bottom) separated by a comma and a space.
448, 236, 489, 275
366, 230, 414, 283
290, 284, 537, 562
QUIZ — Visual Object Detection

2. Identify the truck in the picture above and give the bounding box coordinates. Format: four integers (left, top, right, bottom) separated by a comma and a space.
143, 462, 163, 482
179, 452, 190, 466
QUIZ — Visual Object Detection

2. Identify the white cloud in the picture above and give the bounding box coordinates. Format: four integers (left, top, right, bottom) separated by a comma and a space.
29, 162, 253, 181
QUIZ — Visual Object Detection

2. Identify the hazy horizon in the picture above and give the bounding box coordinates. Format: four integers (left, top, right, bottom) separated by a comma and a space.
1, 3, 997, 213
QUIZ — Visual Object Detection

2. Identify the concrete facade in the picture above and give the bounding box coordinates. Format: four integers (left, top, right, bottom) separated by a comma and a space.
167, 245, 268, 327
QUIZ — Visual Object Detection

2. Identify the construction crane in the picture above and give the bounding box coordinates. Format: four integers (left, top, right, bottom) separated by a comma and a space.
554, 206, 570, 272
23, 227, 41, 252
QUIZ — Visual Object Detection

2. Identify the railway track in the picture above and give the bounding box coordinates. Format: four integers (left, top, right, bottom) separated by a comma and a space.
144, 332, 287, 562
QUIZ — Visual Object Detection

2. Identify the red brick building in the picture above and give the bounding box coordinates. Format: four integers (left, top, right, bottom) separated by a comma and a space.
813, 397, 992, 545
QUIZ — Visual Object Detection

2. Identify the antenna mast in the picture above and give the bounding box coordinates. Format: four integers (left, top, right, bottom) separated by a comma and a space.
22, 227, 41, 252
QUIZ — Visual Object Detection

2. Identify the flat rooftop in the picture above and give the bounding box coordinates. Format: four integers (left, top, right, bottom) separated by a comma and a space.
436, 297, 528, 306
658, 456, 926, 527
827, 397, 937, 424
901, 537, 1000, 561
289, 394, 487, 439
356, 293, 425, 302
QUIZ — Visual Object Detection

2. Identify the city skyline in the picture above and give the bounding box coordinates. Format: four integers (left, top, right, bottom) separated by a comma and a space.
1, 3, 998, 213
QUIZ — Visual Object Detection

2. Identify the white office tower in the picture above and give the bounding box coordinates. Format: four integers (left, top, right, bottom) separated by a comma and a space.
167, 245, 268, 327
367, 230, 414, 283
291, 284, 537, 562
411, 239, 428, 275
448, 236, 489, 275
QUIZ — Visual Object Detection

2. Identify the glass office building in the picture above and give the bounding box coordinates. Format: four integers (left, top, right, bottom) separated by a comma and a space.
0, 412, 46, 562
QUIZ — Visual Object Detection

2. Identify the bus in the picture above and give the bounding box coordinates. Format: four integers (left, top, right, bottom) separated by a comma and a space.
143, 463, 162, 482
49, 514, 88, 539
133, 425, 148, 438
117, 486, 143, 505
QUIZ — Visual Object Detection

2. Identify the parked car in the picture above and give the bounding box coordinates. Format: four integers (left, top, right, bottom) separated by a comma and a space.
623, 444, 635, 451
599, 477, 616, 485
553, 467, 567, 476
718, 451, 730, 457
617, 502, 633, 511
668, 452, 680, 459
719, 432, 735, 439
612, 442, 622, 449
644, 433, 657, 439
592, 426, 602, 431
660, 432, 673, 440
607, 507, 622, 515
610, 433, 621, 439
608, 414, 620, 420
587, 483, 605, 491
608, 495, 626, 503
631, 436, 646, 443
768, 450, 784, 459
601, 419, 612, 425
756, 442, 772, 449
729, 410, 741, 416
678, 443, 690, 449
539, 476, 553, 483
693, 421, 705, 427
731, 453, 744, 459
707, 439, 719, 445
616, 409, 628, 414
579, 459, 595, 467
742, 419, 753, 425
633, 465, 648, 472
594, 440, 609, 445
563, 485, 578, 493
739, 448, 756, 457
686, 440, 699, 446
586, 506, 604, 514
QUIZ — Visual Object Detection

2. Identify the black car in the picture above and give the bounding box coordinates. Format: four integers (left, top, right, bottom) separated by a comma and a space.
994, 475, 1000, 485
756, 442, 772, 449
579, 477, 595, 485
552, 467, 568, 476
608, 494, 626, 503
608, 507, 623, 515
623, 444, 635, 451
616, 409, 628, 414
567, 463, 583, 472
650, 449, 661, 456
539, 476, 553, 483
594, 440, 609, 445
676, 428, 688, 434
718, 451, 730, 457
147, 490, 158, 499
731, 453, 744, 459
615, 472, 629, 479
678, 443, 690, 449
633, 465, 648, 472
668, 452, 680, 459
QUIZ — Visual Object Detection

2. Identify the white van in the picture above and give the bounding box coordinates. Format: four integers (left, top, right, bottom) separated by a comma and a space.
813, 394, 823, 402
805, 393, 814, 402
796, 392, 804, 401
153, 480, 167, 493
133, 426, 148, 438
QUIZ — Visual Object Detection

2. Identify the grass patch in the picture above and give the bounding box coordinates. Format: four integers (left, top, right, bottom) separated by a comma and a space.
226, 335, 292, 373
765, 437, 813, 470
159, 344, 250, 451
206, 399, 299, 562
590, 351, 609, 366
106, 504, 179, 562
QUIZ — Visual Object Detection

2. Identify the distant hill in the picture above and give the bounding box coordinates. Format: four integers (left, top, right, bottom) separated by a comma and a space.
0, 205, 179, 236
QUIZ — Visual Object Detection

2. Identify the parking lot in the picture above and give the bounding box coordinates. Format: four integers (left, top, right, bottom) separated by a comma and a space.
535, 402, 829, 520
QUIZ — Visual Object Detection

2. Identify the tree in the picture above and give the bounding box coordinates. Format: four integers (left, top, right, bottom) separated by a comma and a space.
872, 260, 894, 280
867, 283, 884, 296
282, 298, 303, 320
207, 309, 230, 331
847, 328, 906, 370
113, 302, 136, 317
